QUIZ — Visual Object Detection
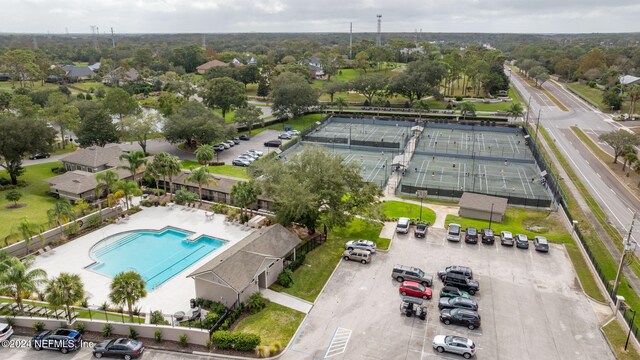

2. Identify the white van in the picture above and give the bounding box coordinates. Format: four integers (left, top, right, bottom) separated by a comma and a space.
396, 217, 411, 234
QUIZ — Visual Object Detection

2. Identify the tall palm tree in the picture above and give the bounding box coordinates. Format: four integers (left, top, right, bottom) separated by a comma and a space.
334, 97, 348, 112
119, 150, 147, 183
629, 84, 640, 118
17, 217, 42, 255
231, 181, 260, 218
0, 250, 12, 273
96, 170, 119, 198
0, 256, 47, 312
412, 99, 431, 119
460, 102, 476, 120
164, 155, 182, 200
45, 273, 85, 323
507, 103, 524, 121
195, 144, 215, 166
47, 198, 76, 228
624, 152, 638, 176
109, 271, 147, 323
113, 180, 140, 210
150, 152, 170, 193
187, 167, 216, 205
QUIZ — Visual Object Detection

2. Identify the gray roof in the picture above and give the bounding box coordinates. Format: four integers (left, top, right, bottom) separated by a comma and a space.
64, 65, 96, 79
620, 75, 640, 86
47, 168, 132, 195
458, 192, 508, 214
61, 146, 123, 168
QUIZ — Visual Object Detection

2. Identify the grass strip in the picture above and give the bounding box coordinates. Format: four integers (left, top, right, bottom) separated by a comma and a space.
233, 302, 305, 346
603, 320, 640, 360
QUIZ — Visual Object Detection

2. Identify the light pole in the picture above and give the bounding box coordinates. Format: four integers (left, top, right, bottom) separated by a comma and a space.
626, 309, 637, 351
488, 203, 494, 229
416, 190, 427, 222
613, 212, 637, 304
535, 108, 542, 139
525, 95, 532, 124
571, 220, 578, 236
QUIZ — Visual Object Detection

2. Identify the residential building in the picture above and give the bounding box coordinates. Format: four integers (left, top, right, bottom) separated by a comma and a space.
102, 67, 140, 86
62, 65, 96, 81
196, 60, 229, 74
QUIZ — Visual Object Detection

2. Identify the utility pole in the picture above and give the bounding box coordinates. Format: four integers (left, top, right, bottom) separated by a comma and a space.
613, 212, 637, 304
376, 15, 382, 46
349, 22, 353, 60
525, 94, 532, 125
535, 108, 542, 139
111, 27, 117, 60
89, 25, 98, 50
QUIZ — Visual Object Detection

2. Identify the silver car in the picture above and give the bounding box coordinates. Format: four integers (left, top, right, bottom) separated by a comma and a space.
345, 239, 376, 254
248, 149, 264, 156
432, 335, 476, 358
447, 223, 461, 242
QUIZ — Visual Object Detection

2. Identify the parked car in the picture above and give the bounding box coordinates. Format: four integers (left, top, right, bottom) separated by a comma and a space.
232, 159, 251, 167
442, 273, 479, 295
225, 140, 235, 147
392, 264, 433, 287
28, 153, 50, 160
342, 249, 371, 264
241, 152, 259, 160
220, 142, 231, 149
438, 266, 473, 280
438, 296, 478, 311
534, 236, 549, 252
480, 228, 494, 244
432, 335, 477, 359
213, 144, 225, 151
264, 140, 282, 147
440, 308, 481, 330
415, 223, 428, 238
278, 133, 292, 139
500, 231, 514, 246
31, 328, 82, 354
0, 322, 13, 342
447, 223, 461, 242
399, 281, 432, 300
345, 239, 376, 254
400, 296, 427, 320
93, 338, 145, 359
239, 134, 250, 141
439, 286, 470, 299
248, 149, 264, 156
231, 138, 240, 144
288, 129, 301, 136
237, 155, 256, 163
396, 217, 410, 234
464, 227, 478, 244
515, 234, 529, 249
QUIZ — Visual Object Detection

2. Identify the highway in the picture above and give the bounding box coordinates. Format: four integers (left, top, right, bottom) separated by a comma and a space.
507, 67, 640, 244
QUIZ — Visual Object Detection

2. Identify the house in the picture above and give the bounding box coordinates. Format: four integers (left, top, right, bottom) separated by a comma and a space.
102, 67, 140, 86
400, 46, 425, 55
88, 62, 101, 72
62, 65, 96, 80
303, 56, 325, 79
620, 75, 640, 86
458, 193, 508, 223
188, 224, 301, 306
196, 60, 229, 74
244, 55, 257, 66
60, 146, 123, 173
231, 58, 244, 66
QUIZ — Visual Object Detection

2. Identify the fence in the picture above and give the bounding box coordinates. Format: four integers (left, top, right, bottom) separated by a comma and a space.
208, 299, 241, 335
524, 126, 567, 205
399, 184, 553, 208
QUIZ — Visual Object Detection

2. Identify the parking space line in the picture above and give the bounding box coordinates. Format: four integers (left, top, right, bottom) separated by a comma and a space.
324, 327, 352, 358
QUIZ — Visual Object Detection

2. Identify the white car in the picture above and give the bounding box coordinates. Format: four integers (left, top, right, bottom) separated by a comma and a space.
432, 335, 476, 358
221, 142, 231, 149
345, 239, 377, 254
237, 155, 256, 163
225, 140, 235, 147
288, 130, 301, 136
242, 152, 259, 160
248, 149, 264, 156
0, 322, 14, 343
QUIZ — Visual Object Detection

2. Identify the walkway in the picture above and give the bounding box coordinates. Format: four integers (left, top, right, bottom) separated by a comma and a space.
260, 288, 313, 314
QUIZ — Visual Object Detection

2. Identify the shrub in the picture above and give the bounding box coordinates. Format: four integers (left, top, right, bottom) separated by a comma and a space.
445, 103, 453, 110
247, 292, 268, 314
277, 268, 294, 288
202, 311, 220, 329
76, 93, 86, 100
208, 162, 225, 166
4, 318, 14, 327
256, 345, 270, 357
455, 96, 463, 101
211, 330, 234, 349
288, 254, 306, 271
33, 321, 45, 333
153, 329, 163, 343
74, 322, 86, 335
240, 213, 250, 224
129, 326, 138, 340
86, 214, 101, 228
587, 80, 597, 88
102, 323, 113, 337
363, 99, 370, 106
174, 189, 197, 205
270, 341, 283, 355
85, 94, 93, 100
178, 334, 189, 348
140, 200, 152, 207
233, 332, 261, 351
150, 310, 169, 325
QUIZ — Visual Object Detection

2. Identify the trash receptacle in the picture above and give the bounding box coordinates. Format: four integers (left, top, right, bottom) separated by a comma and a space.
284, 126, 292, 131
190, 298, 196, 309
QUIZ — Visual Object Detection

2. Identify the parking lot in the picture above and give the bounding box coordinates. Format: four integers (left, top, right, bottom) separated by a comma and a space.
283, 226, 614, 360
213, 129, 282, 165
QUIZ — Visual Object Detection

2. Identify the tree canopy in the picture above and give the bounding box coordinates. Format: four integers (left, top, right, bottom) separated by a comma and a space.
164, 101, 233, 146
270, 72, 318, 119
200, 77, 247, 118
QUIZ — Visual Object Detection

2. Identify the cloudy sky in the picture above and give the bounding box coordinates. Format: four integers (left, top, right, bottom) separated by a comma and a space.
1, 0, 639, 34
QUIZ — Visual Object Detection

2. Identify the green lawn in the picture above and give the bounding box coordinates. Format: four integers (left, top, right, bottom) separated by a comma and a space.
0, 162, 61, 243
567, 82, 608, 110
233, 302, 305, 346
381, 200, 436, 224
263, 113, 324, 133
603, 320, 640, 360
51, 142, 77, 155
271, 218, 383, 302
71, 81, 105, 93
444, 207, 572, 244
0, 82, 59, 92
181, 161, 249, 179
376, 237, 391, 250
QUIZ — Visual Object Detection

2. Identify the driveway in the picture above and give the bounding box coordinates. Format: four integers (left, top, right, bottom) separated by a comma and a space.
283, 226, 614, 360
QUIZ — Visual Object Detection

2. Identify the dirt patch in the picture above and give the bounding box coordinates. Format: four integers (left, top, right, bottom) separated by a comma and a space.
5, 203, 27, 209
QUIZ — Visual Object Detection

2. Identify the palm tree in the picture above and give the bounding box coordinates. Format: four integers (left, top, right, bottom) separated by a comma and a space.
17, 217, 41, 255
149, 152, 170, 193
45, 273, 85, 323
629, 85, 640, 119
0, 256, 47, 312
334, 97, 348, 112
163, 155, 182, 200
96, 170, 119, 198
187, 167, 216, 205
231, 181, 260, 218
460, 102, 476, 120
625, 152, 639, 176
47, 198, 76, 227
195, 144, 215, 166
109, 271, 147, 323
119, 150, 147, 183
113, 180, 140, 210
622, 146, 637, 171
412, 99, 431, 119
507, 103, 524, 121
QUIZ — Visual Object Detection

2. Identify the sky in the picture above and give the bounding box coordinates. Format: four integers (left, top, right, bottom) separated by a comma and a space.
1, 0, 639, 34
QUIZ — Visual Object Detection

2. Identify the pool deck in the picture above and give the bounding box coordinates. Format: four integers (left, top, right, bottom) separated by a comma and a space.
33, 204, 255, 314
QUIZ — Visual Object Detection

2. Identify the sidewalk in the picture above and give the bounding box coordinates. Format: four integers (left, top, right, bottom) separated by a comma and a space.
260, 289, 313, 314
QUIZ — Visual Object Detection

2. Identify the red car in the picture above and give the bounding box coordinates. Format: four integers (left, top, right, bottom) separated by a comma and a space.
399, 281, 432, 300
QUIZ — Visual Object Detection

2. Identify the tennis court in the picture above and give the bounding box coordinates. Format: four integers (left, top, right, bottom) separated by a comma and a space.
304, 118, 411, 149
416, 127, 533, 160
282, 142, 395, 188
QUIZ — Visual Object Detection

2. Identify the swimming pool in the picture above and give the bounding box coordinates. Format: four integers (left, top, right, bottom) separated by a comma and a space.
86, 227, 226, 290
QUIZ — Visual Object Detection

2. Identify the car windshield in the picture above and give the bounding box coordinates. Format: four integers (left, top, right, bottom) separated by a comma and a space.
503, 232, 512, 238
418, 284, 426, 291
449, 226, 460, 235
417, 269, 425, 277
468, 228, 476, 235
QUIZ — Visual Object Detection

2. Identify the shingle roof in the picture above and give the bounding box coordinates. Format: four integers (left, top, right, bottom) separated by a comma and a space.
458, 192, 508, 214
196, 60, 229, 71
64, 65, 95, 79
61, 146, 123, 168
47, 168, 132, 195
620, 75, 640, 86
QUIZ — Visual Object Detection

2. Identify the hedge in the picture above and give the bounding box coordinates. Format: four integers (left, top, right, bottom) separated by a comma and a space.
210, 330, 261, 351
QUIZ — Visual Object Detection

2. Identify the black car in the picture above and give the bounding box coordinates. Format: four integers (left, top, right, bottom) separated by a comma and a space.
264, 139, 282, 147
438, 265, 473, 280
480, 228, 494, 244
414, 223, 428, 238
239, 134, 250, 141
93, 338, 144, 359
443, 273, 479, 295
439, 286, 471, 299
464, 227, 478, 244
32, 328, 82, 354
29, 153, 50, 160
440, 308, 481, 330
438, 296, 478, 311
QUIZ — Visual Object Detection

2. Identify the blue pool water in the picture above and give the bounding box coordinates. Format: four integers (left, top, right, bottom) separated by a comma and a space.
87, 228, 225, 290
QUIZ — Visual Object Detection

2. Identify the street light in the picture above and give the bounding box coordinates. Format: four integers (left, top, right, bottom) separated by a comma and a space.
416, 190, 428, 221
488, 203, 494, 229
614, 213, 637, 304
627, 309, 637, 351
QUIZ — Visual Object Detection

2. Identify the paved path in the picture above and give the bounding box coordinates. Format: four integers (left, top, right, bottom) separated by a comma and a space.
261, 288, 313, 314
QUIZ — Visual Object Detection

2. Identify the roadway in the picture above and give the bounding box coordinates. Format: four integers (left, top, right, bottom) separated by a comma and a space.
507, 67, 640, 244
